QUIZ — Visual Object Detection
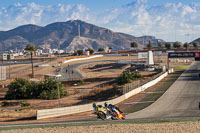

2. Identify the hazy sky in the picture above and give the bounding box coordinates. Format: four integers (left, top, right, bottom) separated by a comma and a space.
0, 0, 200, 42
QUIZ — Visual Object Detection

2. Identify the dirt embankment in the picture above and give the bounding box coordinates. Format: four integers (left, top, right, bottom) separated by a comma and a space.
2, 122, 200, 133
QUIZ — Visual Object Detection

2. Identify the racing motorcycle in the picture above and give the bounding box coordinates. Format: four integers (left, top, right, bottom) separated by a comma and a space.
93, 104, 114, 120
107, 105, 126, 120
112, 108, 126, 120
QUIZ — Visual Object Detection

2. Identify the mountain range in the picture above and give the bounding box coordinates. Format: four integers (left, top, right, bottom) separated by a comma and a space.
0, 20, 164, 52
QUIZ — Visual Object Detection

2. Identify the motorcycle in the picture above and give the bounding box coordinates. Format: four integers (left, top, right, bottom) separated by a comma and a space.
94, 105, 115, 120
113, 109, 126, 120
107, 106, 126, 120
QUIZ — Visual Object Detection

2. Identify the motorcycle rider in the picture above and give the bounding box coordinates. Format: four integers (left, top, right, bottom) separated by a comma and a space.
93, 103, 104, 112
104, 102, 123, 115
93, 103, 111, 119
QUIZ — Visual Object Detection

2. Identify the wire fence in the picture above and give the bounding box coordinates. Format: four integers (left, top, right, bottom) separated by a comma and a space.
123, 80, 140, 94
0, 66, 6, 81
122, 71, 165, 94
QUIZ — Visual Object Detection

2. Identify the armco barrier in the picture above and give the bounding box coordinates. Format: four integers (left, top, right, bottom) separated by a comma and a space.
37, 69, 173, 120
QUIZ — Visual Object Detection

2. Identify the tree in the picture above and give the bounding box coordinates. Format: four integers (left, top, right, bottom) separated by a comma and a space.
25, 44, 37, 78
165, 42, 171, 50
173, 41, 181, 49
158, 42, 163, 49
98, 48, 104, 52
147, 41, 152, 50
77, 50, 84, 55
86, 48, 94, 55
130, 42, 138, 50
183, 42, 190, 50
193, 41, 199, 50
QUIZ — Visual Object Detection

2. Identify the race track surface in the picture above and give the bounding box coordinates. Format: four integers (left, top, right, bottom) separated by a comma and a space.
127, 61, 200, 119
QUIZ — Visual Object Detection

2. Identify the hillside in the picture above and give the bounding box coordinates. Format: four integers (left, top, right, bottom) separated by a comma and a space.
0, 20, 164, 52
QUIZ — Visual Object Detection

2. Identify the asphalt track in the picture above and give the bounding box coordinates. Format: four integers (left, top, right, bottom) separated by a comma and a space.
127, 61, 200, 119
59, 60, 120, 81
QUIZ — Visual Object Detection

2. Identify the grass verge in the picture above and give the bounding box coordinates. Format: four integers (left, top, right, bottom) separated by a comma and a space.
123, 64, 190, 113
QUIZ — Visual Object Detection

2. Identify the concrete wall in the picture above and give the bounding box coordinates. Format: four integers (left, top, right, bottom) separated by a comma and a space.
37, 69, 173, 120
63, 55, 103, 64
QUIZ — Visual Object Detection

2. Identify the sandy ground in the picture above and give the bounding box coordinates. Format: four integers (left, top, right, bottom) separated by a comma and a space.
2, 122, 200, 133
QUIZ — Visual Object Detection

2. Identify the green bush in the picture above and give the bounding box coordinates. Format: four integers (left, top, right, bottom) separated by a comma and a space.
21, 101, 30, 107
5, 78, 32, 99
38, 78, 66, 99
0, 102, 4, 107
117, 70, 143, 85
5, 78, 68, 100
132, 70, 143, 79
80, 79, 85, 85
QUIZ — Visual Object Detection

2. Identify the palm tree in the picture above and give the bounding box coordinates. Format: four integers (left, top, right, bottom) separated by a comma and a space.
193, 41, 199, 51
183, 42, 190, 51
165, 42, 171, 50
130, 42, 138, 50
25, 44, 37, 78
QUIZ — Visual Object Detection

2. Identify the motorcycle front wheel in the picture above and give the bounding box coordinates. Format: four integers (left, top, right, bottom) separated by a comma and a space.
98, 112, 106, 120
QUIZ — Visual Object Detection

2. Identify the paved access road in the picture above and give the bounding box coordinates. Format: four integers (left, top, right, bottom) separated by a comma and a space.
127, 61, 200, 119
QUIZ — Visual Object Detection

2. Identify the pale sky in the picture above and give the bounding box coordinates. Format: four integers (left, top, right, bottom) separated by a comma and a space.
0, 0, 200, 42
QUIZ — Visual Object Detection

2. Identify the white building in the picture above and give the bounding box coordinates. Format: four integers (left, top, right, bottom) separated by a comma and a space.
0, 53, 14, 61
104, 47, 112, 53
84, 50, 90, 56
42, 48, 52, 54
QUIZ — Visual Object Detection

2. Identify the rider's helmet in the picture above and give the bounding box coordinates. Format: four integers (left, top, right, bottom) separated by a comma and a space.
93, 103, 97, 108
104, 102, 108, 107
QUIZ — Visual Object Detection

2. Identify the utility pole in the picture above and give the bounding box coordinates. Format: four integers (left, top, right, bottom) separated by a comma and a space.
7, 53, 11, 79
56, 74, 62, 108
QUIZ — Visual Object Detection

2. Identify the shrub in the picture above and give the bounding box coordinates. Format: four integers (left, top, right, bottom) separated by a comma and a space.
21, 101, 30, 107
5, 78, 32, 99
117, 70, 133, 85
38, 78, 67, 100
117, 70, 143, 85
132, 70, 143, 80
5, 78, 68, 100
80, 79, 85, 85
0, 102, 4, 107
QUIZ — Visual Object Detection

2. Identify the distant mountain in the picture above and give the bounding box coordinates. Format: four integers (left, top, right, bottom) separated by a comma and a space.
0, 20, 164, 52
191, 38, 200, 45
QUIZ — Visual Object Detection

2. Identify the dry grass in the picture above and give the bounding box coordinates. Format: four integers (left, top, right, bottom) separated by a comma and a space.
80, 85, 113, 100
0, 109, 36, 119
2, 121, 200, 133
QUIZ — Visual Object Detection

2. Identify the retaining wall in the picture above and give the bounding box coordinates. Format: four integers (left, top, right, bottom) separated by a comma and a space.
37, 69, 173, 120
